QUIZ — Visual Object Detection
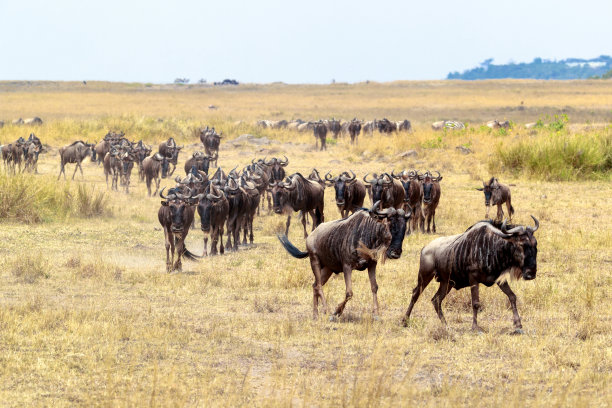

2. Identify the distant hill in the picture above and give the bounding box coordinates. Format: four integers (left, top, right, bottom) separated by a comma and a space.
448, 56, 612, 80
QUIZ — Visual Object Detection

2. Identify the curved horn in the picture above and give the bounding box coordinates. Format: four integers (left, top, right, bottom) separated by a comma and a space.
348, 170, 356, 181
325, 171, 334, 182
159, 187, 169, 200
500, 219, 524, 235
363, 173, 376, 184
391, 169, 400, 179
434, 171, 442, 181
284, 176, 298, 190
527, 215, 539, 233
382, 173, 393, 184
280, 155, 289, 165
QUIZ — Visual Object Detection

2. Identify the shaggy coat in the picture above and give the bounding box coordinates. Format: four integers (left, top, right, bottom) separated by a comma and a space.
158, 194, 200, 272
477, 177, 514, 221
420, 174, 442, 233
313, 122, 328, 151
278, 205, 410, 318
57, 141, 93, 180
348, 119, 362, 144
365, 174, 405, 210
197, 183, 229, 256
393, 171, 424, 234
327, 172, 366, 218
403, 218, 539, 332
271, 173, 325, 238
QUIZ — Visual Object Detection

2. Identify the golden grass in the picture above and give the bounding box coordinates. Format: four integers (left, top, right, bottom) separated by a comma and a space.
0, 81, 610, 406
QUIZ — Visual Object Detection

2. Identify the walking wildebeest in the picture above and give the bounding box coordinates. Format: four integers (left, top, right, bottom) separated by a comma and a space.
158, 187, 201, 272
278, 201, 411, 319
58, 141, 94, 180
325, 171, 366, 218
392, 170, 424, 234
363, 173, 405, 210
240, 176, 261, 245
377, 118, 397, 133
223, 177, 248, 252
271, 173, 325, 238
397, 120, 412, 132
199, 127, 222, 167
419, 171, 442, 233
326, 118, 342, 139
196, 182, 229, 256
403, 217, 539, 334
476, 177, 514, 221
184, 151, 214, 176
142, 153, 169, 196
313, 121, 328, 151
348, 119, 362, 144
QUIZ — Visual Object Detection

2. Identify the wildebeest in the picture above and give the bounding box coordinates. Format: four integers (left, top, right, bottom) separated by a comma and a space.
158, 187, 201, 272
133, 142, 152, 181
377, 118, 397, 133
363, 173, 405, 210
196, 182, 229, 256
265, 156, 289, 184
403, 217, 539, 333
326, 118, 342, 139
325, 171, 366, 218
313, 121, 328, 151
58, 141, 94, 180
307, 168, 325, 187
348, 119, 362, 144
271, 173, 325, 238
142, 153, 169, 196
392, 170, 424, 234
240, 176, 261, 245
223, 177, 248, 251
477, 177, 514, 221
397, 120, 412, 132
419, 171, 442, 233
24, 143, 42, 173
184, 151, 215, 176
199, 127, 222, 167
278, 202, 411, 319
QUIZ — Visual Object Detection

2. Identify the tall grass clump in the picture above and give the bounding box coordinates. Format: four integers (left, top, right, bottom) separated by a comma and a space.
492, 130, 612, 180
9, 254, 51, 283
0, 173, 111, 222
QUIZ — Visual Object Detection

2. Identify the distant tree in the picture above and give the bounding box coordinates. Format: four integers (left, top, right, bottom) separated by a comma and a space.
198, 78, 207, 84
174, 78, 190, 84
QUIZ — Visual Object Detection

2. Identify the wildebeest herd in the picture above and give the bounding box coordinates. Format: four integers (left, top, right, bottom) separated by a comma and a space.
1, 122, 538, 333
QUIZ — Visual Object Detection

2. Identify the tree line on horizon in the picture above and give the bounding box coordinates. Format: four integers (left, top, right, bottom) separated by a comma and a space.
448, 55, 612, 80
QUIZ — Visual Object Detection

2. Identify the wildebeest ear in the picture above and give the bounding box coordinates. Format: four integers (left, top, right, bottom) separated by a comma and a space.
161, 201, 168, 206
476, 187, 484, 191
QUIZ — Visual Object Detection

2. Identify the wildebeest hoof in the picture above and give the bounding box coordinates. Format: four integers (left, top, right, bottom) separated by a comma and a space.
329, 314, 339, 322
510, 328, 524, 335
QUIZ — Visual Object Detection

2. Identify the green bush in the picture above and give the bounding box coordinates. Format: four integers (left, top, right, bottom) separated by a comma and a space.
492, 130, 612, 180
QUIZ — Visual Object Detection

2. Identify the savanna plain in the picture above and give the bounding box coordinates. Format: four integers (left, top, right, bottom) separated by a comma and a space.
0, 80, 610, 407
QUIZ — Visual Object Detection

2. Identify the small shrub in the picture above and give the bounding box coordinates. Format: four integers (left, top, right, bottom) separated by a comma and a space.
10, 255, 50, 283
421, 135, 446, 149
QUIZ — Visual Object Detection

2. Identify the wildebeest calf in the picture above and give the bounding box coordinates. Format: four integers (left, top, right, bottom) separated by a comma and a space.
477, 177, 514, 221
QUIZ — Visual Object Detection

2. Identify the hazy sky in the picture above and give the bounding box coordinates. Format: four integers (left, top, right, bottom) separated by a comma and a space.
1, 0, 611, 83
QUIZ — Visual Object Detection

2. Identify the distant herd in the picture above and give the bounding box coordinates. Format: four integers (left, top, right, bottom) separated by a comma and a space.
0, 120, 538, 334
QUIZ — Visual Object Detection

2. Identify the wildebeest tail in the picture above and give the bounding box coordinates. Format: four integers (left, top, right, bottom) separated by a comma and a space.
314, 208, 322, 226
510, 204, 515, 216
277, 234, 308, 258
182, 247, 203, 261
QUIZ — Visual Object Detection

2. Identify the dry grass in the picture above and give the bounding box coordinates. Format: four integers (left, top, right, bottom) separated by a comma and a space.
0, 81, 610, 407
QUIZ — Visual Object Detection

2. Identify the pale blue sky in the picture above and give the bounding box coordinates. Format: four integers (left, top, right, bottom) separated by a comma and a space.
1, 0, 610, 83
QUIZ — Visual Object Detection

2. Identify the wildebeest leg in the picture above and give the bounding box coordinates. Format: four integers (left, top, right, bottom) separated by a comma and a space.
225, 222, 233, 252
218, 225, 225, 255
310, 256, 328, 319
432, 210, 436, 233
431, 279, 453, 325
485, 204, 491, 219
402, 267, 435, 325
249, 217, 254, 244
471, 285, 483, 332
267, 192, 272, 213
154, 176, 160, 196
497, 204, 503, 222
506, 200, 513, 221
497, 281, 523, 333
57, 161, 65, 180
164, 228, 172, 273
333, 265, 353, 317
367, 264, 380, 318
285, 214, 291, 236
203, 232, 209, 257
173, 235, 184, 272
72, 162, 81, 180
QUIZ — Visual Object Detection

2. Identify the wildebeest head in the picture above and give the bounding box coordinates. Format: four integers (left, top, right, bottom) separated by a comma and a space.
364, 173, 393, 204
160, 187, 193, 233
392, 170, 417, 202
368, 201, 411, 259
270, 176, 297, 214
265, 156, 288, 182
326, 170, 357, 206
496, 217, 539, 280
420, 171, 442, 204
196, 183, 225, 233
476, 177, 499, 206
